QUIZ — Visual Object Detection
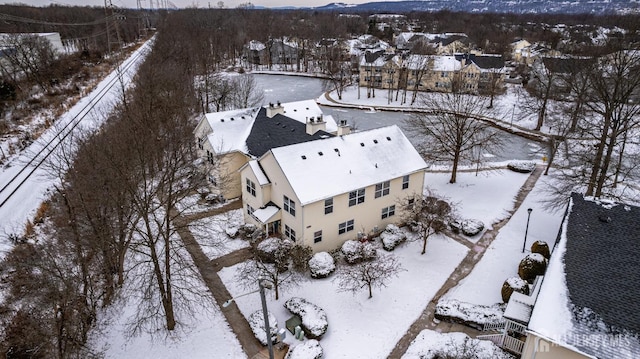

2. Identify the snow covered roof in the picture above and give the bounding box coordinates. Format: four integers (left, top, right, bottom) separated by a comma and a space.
246, 40, 265, 51
205, 108, 258, 153
432, 56, 461, 72
252, 205, 280, 223
203, 100, 337, 157
403, 54, 430, 70
248, 160, 269, 185
528, 193, 640, 358
266, 125, 427, 205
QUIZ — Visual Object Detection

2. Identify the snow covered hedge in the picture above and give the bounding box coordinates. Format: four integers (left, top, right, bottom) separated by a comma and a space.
531, 240, 550, 259
308, 252, 335, 279
403, 330, 515, 359
518, 253, 547, 283
378, 224, 407, 251
284, 297, 328, 339
501, 276, 530, 303
507, 161, 536, 173
435, 299, 505, 330
285, 339, 323, 359
341, 240, 377, 264
248, 310, 278, 346
256, 237, 294, 262
450, 219, 485, 236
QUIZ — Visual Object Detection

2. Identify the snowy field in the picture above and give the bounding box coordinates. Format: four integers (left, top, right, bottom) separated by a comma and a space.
442, 174, 565, 305
219, 234, 468, 359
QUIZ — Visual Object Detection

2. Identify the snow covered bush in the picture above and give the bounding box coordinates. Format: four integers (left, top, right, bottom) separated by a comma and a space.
404, 330, 514, 359
256, 237, 294, 263
435, 299, 505, 330
284, 297, 328, 339
518, 253, 548, 283
341, 240, 377, 264
531, 240, 550, 259
248, 310, 278, 346
379, 224, 407, 251
507, 161, 536, 173
461, 219, 484, 236
308, 252, 336, 279
501, 276, 530, 303
285, 339, 323, 359
236, 223, 258, 240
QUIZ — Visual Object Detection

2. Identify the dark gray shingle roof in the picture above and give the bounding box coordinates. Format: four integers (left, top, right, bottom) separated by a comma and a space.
565, 193, 640, 334
245, 108, 333, 158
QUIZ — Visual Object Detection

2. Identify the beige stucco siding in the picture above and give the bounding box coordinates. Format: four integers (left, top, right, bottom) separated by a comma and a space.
521, 333, 593, 359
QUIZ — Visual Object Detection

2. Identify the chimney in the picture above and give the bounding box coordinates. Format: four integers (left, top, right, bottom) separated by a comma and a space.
337, 120, 351, 136
306, 115, 327, 135
266, 101, 285, 118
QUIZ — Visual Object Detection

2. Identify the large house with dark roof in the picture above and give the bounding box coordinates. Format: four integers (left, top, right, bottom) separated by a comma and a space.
239, 125, 427, 252
194, 100, 348, 199
490, 193, 640, 358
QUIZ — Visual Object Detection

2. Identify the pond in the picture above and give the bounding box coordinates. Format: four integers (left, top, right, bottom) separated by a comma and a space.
253, 74, 546, 162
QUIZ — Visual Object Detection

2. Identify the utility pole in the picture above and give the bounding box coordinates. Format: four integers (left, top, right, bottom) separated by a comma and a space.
104, 0, 123, 54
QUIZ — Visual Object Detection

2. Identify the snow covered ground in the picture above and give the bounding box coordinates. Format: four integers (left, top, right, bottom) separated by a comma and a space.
189, 208, 250, 260
219, 234, 468, 359
442, 174, 565, 306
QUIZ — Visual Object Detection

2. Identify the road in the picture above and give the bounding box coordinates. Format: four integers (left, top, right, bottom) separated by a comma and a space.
0, 38, 154, 256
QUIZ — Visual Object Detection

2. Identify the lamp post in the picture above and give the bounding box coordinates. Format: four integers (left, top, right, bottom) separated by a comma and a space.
522, 208, 533, 253
223, 280, 274, 359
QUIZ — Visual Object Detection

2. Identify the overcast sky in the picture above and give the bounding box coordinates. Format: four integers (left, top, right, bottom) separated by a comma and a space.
0, 0, 388, 9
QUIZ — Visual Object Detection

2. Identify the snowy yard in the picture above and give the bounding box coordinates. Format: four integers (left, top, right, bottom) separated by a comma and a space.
442, 174, 565, 306
189, 208, 250, 260
219, 234, 468, 359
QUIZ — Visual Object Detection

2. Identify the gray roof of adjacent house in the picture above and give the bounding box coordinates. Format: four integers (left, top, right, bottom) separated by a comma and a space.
541, 57, 593, 74
564, 193, 640, 334
528, 193, 640, 358
455, 53, 505, 69
246, 108, 333, 158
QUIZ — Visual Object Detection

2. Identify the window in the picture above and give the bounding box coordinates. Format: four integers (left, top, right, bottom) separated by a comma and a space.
325, 198, 333, 214
375, 181, 390, 198
402, 175, 410, 189
314, 230, 322, 243
408, 198, 415, 208
247, 204, 255, 216
206, 150, 214, 165
197, 136, 204, 150
381, 205, 396, 219
284, 195, 296, 216
441, 71, 448, 77
285, 225, 296, 241
338, 220, 355, 234
348, 188, 365, 207
246, 179, 256, 196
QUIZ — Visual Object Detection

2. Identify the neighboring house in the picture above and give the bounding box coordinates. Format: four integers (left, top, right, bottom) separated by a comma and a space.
358, 50, 402, 90
513, 43, 561, 65
240, 125, 427, 252
242, 38, 300, 66
484, 193, 640, 357
242, 40, 268, 65
456, 53, 506, 93
431, 34, 472, 55
521, 193, 640, 358
194, 100, 343, 199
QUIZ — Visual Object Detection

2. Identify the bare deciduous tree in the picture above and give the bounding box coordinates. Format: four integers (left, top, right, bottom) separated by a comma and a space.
334, 252, 404, 299
401, 192, 453, 255
407, 75, 501, 183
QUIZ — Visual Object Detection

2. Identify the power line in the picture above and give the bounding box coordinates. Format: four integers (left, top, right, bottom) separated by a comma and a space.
0, 12, 116, 26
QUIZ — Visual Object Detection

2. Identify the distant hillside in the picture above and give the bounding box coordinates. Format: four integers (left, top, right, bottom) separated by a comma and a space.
311, 0, 639, 15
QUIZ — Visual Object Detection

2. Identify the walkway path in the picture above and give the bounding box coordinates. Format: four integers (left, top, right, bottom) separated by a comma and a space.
175, 200, 288, 359
386, 164, 544, 358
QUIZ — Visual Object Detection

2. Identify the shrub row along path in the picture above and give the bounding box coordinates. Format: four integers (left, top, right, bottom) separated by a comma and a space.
386, 164, 544, 358
175, 200, 288, 359
176, 165, 543, 359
